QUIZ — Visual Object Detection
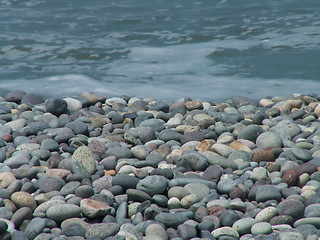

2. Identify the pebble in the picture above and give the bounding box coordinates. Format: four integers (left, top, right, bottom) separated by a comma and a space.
255, 206, 278, 222
256, 184, 282, 202
45, 98, 67, 116
0, 91, 320, 239
46, 204, 82, 222
80, 198, 111, 218
72, 146, 97, 175
251, 222, 273, 235
212, 226, 239, 239
232, 218, 257, 235
10, 191, 37, 211
256, 131, 283, 148
85, 222, 120, 239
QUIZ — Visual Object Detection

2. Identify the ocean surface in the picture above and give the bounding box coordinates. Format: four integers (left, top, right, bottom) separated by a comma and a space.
1, 0, 320, 101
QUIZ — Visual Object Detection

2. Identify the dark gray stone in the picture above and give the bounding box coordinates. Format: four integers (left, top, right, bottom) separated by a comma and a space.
65, 120, 89, 135
40, 138, 59, 151
25, 217, 47, 240
256, 184, 282, 202
5, 90, 26, 103
112, 174, 139, 189
45, 98, 67, 116
21, 93, 44, 105
237, 125, 264, 142
136, 175, 168, 196
159, 129, 182, 142
34, 177, 65, 193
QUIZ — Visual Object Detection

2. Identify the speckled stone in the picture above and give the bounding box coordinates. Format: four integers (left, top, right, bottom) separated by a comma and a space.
72, 146, 97, 175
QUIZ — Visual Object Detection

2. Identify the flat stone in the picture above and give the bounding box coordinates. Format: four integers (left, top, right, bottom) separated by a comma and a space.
159, 129, 182, 142
155, 212, 192, 228
34, 177, 65, 193
72, 146, 97, 175
106, 146, 133, 158
85, 223, 120, 239
278, 231, 304, 240
212, 226, 239, 239
294, 217, 320, 228
65, 120, 89, 135
269, 215, 294, 226
184, 183, 210, 201
169, 178, 216, 189
112, 174, 140, 189
11, 191, 37, 211
232, 218, 257, 235
255, 206, 278, 222
11, 207, 32, 229
251, 222, 272, 235
291, 147, 313, 161
229, 140, 251, 152
25, 217, 47, 240
0, 172, 16, 188
126, 189, 152, 202
211, 143, 233, 157
252, 149, 275, 163
305, 203, 320, 217
136, 175, 168, 196
217, 179, 237, 194
40, 138, 60, 151
46, 204, 81, 222
237, 125, 264, 142
256, 131, 283, 149
21, 93, 44, 105
256, 185, 282, 202
80, 198, 111, 218
181, 152, 208, 171
202, 165, 222, 182
145, 223, 168, 240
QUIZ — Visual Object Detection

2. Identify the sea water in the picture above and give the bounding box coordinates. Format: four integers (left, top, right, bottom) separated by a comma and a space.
1, 0, 320, 101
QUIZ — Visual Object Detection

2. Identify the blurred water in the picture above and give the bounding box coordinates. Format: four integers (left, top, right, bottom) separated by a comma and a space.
1, 0, 320, 100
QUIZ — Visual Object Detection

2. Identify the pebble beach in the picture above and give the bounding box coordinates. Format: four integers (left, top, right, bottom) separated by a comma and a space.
0, 90, 319, 240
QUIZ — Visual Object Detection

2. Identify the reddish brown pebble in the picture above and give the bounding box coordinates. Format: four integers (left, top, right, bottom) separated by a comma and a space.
230, 187, 246, 201
252, 150, 275, 163
282, 169, 299, 186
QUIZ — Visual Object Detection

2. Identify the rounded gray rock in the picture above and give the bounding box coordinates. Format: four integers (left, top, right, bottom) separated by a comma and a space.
256, 131, 283, 148
85, 222, 120, 239
181, 152, 208, 171
237, 125, 264, 142
256, 184, 282, 202
46, 204, 81, 222
45, 98, 68, 116
137, 175, 168, 196
40, 138, 60, 151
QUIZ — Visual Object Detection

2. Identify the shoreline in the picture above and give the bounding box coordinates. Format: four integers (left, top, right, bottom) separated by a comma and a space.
0, 90, 319, 239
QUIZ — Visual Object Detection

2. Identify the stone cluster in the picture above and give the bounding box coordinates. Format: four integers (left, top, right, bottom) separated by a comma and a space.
0, 90, 319, 240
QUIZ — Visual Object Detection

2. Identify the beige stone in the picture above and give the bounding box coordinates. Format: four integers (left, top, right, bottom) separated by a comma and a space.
11, 191, 37, 211
229, 140, 251, 153
0, 172, 16, 189
259, 99, 274, 107
80, 198, 111, 218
